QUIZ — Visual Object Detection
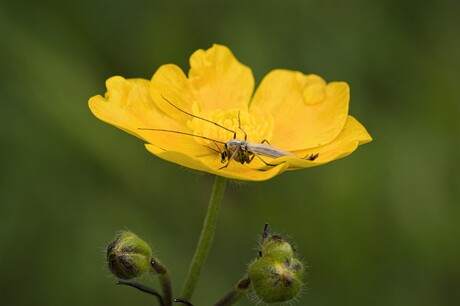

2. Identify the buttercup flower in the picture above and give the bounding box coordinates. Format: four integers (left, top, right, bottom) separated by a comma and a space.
89, 44, 371, 181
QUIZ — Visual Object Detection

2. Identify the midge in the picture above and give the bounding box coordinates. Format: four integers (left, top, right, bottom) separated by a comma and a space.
138, 96, 319, 170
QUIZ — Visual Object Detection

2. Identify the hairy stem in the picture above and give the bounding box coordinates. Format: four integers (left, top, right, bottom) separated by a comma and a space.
213, 276, 251, 306
151, 259, 173, 306
180, 176, 227, 300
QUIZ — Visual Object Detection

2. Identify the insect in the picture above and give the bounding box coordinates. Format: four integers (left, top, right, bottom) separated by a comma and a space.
138, 96, 319, 170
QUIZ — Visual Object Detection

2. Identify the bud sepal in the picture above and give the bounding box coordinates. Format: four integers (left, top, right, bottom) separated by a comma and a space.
248, 228, 305, 304
106, 231, 153, 279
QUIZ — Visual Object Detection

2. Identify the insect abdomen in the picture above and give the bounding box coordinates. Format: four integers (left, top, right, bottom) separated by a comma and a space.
249, 143, 297, 158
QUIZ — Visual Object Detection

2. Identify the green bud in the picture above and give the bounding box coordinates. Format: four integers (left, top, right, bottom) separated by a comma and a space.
249, 235, 304, 303
106, 231, 152, 279
262, 235, 295, 259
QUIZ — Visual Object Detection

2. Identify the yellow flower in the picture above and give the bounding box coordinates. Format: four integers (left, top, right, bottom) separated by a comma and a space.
89, 44, 372, 181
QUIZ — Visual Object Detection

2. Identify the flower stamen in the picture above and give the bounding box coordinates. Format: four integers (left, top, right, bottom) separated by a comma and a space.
188, 108, 274, 147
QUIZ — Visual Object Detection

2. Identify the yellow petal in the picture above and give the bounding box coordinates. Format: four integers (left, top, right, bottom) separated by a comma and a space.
189, 44, 254, 112
150, 64, 196, 122
287, 115, 372, 169
89, 76, 155, 140
251, 70, 349, 151
89, 76, 207, 155
145, 144, 289, 181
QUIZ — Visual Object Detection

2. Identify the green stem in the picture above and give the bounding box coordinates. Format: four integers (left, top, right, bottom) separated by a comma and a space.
116, 280, 164, 306
180, 175, 227, 300
151, 259, 172, 306
213, 276, 251, 306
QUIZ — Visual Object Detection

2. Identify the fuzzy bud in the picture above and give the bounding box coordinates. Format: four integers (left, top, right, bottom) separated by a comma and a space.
248, 235, 304, 303
106, 231, 152, 279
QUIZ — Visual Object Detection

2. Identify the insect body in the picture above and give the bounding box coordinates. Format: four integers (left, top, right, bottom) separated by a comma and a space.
220, 139, 318, 170
139, 96, 318, 170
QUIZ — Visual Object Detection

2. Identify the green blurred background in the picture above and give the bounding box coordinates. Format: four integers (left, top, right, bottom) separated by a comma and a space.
1, 0, 459, 305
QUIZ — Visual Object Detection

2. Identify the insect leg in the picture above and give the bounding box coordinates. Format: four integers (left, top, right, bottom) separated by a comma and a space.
218, 160, 231, 170
251, 151, 281, 167
260, 139, 271, 145
218, 146, 241, 170
203, 140, 223, 154
303, 153, 319, 161
237, 111, 248, 141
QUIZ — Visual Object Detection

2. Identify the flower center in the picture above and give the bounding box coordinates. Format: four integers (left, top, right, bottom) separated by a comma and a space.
188, 107, 274, 147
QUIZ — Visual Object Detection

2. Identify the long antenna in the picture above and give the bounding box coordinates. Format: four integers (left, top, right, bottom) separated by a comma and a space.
237, 110, 247, 141
138, 128, 227, 145
161, 95, 236, 138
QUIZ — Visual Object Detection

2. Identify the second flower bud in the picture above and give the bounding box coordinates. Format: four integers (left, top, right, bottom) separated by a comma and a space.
248, 233, 304, 303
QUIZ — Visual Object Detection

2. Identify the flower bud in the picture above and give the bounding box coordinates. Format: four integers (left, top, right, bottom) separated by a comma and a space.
261, 235, 295, 259
106, 231, 152, 279
249, 235, 304, 303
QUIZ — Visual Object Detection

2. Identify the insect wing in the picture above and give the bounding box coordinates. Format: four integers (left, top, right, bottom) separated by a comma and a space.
248, 143, 297, 158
